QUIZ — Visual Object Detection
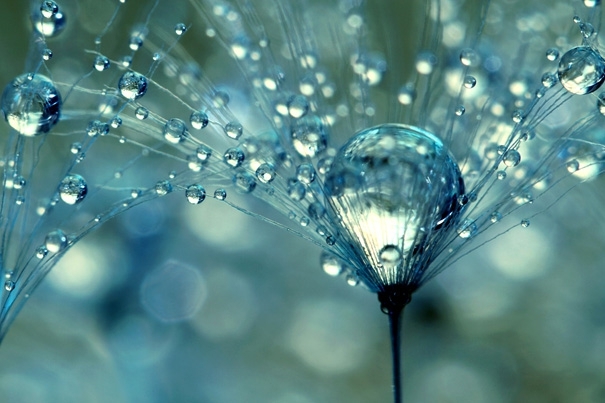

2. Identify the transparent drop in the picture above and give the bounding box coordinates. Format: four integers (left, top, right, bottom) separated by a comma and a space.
511, 110, 524, 123
32, 8, 66, 37
212, 91, 230, 108
287, 95, 309, 119
557, 46, 605, 95
584, 0, 600, 7
490, 211, 502, 223
214, 188, 227, 200
13, 176, 26, 190
223, 147, 245, 168
110, 116, 122, 129
454, 105, 465, 116
185, 184, 206, 204
296, 163, 316, 184
196, 145, 212, 162
135, 106, 149, 120
290, 116, 328, 158
459, 48, 478, 66
503, 150, 521, 167
457, 219, 478, 239
174, 23, 187, 36
190, 111, 209, 130
597, 93, 605, 115
496, 170, 507, 180
255, 163, 276, 184
4, 280, 14, 292
320, 252, 344, 276
224, 121, 243, 140
42, 48, 53, 61
566, 159, 580, 173
415, 51, 437, 74
463, 75, 477, 89
325, 124, 464, 287
40, 1, 59, 19
118, 71, 148, 100
36, 245, 48, 259
45, 229, 68, 253
163, 118, 188, 144
541, 72, 557, 88
59, 174, 87, 205
521, 219, 530, 228
233, 172, 256, 193
94, 55, 110, 71
287, 179, 306, 201
379, 245, 402, 267
86, 120, 109, 137
546, 48, 560, 62
155, 180, 172, 196
1, 73, 61, 136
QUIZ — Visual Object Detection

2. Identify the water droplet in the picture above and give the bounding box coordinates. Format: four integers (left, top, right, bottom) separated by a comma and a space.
214, 188, 227, 200
59, 174, 87, 205
196, 145, 212, 161
224, 121, 243, 140
174, 23, 187, 36
460, 48, 478, 66
36, 245, 48, 259
4, 280, 14, 292
546, 48, 560, 62
212, 91, 230, 107
45, 229, 68, 253
521, 219, 530, 228
185, 184, 206, 204
287, 179, 306, 201
457, 219, 478, 239
42, 48, 53, 61
379, 245, 402, 267
320, 252, 344, 276
566, 159, 580, 172
40, 1, 59, 19
584, 0, 600, 7
454, 105, 465, 116
135, 106, 149, 120
32, 6, 66, 37
326, 124, 464, 278
557, 46, 605, 95
490, 211, 502, 223
541, 72, 557, 88
223, 147, 245, 168
308, 202, 326, 220
290, 116, 328, 158
129, 35, 143, 51
597, 93, 605, 115
94, 55, 110, 71
255, 163, 276, 184
233, 172, 256, 193
579, 22, 595, 38
415, 51, 437, 74
190, 111, 209, 130
503, 150, 521, 167
111, 116, 122, 129
86, 120, 109, 137
118, 71, 148, 100
287, 95, 309, 119
155, 180, 172, 196
296, 163, 316, 184
511, 110, 524, 123
346, 273, 359, 286
163, 118, 188, 144
463, 75, 477, 89
1, 73, 61, 136
496, 170, 507, 180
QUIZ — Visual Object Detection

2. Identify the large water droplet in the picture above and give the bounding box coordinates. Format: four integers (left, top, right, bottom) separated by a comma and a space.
1, 74, 61, 136
224, 147, 245, 168
557, 46, 605, 95
59, 174, 87, 205
324, 124, 464, 288
33, 2, 66, 37
320, 252, 345, 277
118, 71, 148, 100
45, 229, 68, 253
190, 111, 209, 130
185, 184, 206, 204
255, 163, 276, 184
163, 118, 188, 144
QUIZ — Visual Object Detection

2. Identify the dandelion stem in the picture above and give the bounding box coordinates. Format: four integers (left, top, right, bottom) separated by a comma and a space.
378, 288, 411, 403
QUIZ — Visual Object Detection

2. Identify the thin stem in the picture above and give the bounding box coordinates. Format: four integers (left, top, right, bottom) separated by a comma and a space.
388, 305, 404, 403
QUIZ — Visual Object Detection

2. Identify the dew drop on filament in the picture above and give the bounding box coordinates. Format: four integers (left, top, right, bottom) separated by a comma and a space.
59, 174, 88, 205
557, 46, 605, 95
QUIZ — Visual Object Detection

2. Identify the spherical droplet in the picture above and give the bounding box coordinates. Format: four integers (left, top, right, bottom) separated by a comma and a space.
255, 163, 276, 184
59, 174, 88, 205
40, 1, 59, 19
379, 245, 402, 267
290, 116, 328, 158
224, 121, 243, 140
287, 179, 306, 201
174, 23, 187, 36
45, 229, 68, 253
463, 75, 477, 89
503, 150, 521, 167
320, 252, 344, 277
490, 211, 502, 223
296, 163, 316, 184
163, 118, 188, 144
155, 180, 172, 196
118, 71, 148, 100
546, 48, 560, 62
86, 120, 109, 137
135, 106, 149, 120
1, 73, 61, 136
4, 280, 14, 292
325, 124, 464, 287
460, 48, 478, 66
185, 184, 206, 204
557, 46, 605, 95
597, 93, 605, 115
196, 145, 212, 161
42, 48, 53, 61
287, 95, 309, 119
521, 219, 530, 228
223, 147, 245, 168
94, 55, 110, 72
566, 159, 580, 173
457, 219, 478, 239
454, 105, 465, 116
214, 188, 227, 200
190, 111, 209, 130
32, 6, 66, 37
